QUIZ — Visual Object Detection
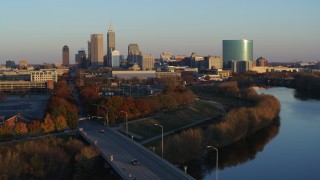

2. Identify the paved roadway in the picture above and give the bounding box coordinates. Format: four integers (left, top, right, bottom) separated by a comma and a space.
79, 120, 194, 180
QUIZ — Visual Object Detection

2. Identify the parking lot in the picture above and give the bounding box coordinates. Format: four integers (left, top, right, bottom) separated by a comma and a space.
0, 95, 50, 120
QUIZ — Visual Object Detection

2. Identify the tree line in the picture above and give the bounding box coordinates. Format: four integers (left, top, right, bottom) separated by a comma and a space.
79, 83, 195, 125
292, 73, 320, 99
46, 73, 79, 130
0, 136, 118, 180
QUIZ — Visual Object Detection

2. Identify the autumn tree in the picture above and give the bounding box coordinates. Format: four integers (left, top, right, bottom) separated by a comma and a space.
42, 114, 55, 133
14, 122, 28, 135
159, 95, 178, 110
74, 146, 99, 180
66, 110, 78, 129
134, 98, 152, 115
28, 120, 43, 136
54, 115, 67, 131
0, 122, 13, 138
165, 128, 204, 164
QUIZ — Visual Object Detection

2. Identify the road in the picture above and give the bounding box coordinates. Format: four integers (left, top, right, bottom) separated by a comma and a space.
79, 120, 194, 180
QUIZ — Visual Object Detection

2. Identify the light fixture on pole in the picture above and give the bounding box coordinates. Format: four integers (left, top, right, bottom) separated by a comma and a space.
155, 123, 163, 158
121, 111, 128, 136
207, 145, 219, 180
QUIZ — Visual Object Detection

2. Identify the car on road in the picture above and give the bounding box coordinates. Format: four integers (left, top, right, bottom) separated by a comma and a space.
131, 159, 140, 165
99, 129, 105, 133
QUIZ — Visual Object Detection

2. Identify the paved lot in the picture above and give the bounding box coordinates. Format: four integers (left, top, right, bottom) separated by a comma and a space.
0, 95, 50, 119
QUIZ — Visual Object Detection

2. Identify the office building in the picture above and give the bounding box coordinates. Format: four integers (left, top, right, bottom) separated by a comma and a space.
87, 41, 91, 65
142, 55, 154, 70
62, 45, 69, 66
75, 50, 87, 68
30, 69, 58, 82
107, 50, 120, 68
5, 60, 15, 68
256, 57, 268, 67
90, 34, 104, 67
107, 24, 115, 55
19, 60, 28, 69
205, 56, 223, 69
127, 43, 142, 66
223, 39, 253, 66
160, 52, 173, 61
231, 60, 254, 73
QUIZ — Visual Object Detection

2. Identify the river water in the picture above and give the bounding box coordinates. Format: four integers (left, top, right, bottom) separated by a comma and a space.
203, 87, 320, 180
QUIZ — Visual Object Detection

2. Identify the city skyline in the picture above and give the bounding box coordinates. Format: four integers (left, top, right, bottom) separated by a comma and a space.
0, 0, 320, 64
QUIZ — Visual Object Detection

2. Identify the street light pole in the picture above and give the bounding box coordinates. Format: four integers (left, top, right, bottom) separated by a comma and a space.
207, 145, 219, 180
121, 111, 128, 136
93, 104, 99, 118
155, 123, 163, 158
101, 106, 109, 126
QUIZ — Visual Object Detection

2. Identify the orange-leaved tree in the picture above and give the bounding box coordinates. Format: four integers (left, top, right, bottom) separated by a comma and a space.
42, 114, 55, 133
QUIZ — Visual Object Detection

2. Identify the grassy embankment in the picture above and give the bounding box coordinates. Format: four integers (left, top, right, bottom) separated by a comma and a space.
128, 100, 223, 142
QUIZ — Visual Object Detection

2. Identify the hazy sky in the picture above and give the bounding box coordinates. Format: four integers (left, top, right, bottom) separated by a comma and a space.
0, 0, 319, 64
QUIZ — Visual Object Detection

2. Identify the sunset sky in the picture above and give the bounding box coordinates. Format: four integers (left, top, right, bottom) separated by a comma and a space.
0, 0, 319, 64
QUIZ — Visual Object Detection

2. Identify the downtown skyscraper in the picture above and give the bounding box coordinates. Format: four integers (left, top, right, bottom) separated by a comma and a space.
107, 24, 115, 55
62, 45, 69, 66
90, 34, 104, 67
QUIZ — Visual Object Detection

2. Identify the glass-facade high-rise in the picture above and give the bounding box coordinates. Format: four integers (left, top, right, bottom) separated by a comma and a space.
222, 40, 253, 65
109, 50, 120, 68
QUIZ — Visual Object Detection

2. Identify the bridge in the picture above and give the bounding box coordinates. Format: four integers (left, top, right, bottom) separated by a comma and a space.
79, 120, 195, 180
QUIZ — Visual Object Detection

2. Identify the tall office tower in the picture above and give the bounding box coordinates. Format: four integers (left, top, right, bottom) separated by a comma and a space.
256, 56, 268, 67
127, 43, 142, 66
107, 50, 120, 68
142, 55, 154, 70
107, 24, 115, 55
87, 41, 91, 65
222, 39, 253, 66
75, 50, 87, 68
62, 45, 69, 66
90, 34, 104, 67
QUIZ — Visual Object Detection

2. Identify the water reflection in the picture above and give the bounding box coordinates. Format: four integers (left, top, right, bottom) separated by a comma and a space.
191, 118, 280, 179
214, 118, 279, 169
147, 118, 280, 179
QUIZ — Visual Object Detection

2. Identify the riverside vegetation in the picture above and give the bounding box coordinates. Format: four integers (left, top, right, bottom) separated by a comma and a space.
292, 73, 320, 99
162, 81, 281, 164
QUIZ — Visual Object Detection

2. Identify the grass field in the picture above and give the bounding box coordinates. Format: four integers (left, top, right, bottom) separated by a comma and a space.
128, 100, 223, 141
